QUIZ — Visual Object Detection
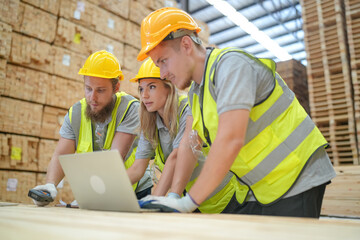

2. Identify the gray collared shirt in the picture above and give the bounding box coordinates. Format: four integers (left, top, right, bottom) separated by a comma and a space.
135, 104, 191, 161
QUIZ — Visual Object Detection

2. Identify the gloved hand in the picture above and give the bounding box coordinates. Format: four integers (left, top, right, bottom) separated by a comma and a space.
139, 194, 163, 202
32, 183, 57, 206
146, 194, 199, 213
167, 192, 180, 199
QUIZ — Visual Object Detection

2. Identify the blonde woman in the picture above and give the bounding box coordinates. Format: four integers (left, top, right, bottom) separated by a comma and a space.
127, 58, 191, 197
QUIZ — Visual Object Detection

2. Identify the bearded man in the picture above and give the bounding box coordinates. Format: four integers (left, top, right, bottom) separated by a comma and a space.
31, 51, 152, 206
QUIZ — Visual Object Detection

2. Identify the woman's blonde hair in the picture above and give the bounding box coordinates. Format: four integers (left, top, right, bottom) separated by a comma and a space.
139, 79, 178, 148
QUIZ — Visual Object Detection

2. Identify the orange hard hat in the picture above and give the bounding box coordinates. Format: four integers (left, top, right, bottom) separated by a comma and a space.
137, 7, 201, 61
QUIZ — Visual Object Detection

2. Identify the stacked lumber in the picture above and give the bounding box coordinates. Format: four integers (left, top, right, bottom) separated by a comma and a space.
0, 170, 36, 204
345, 0, 360, 165
0, 0, 208, 204
276, 59, 310, 115
301, 0, 358, 165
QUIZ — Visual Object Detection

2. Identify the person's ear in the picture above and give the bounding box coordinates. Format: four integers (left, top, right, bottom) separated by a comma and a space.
181, 36, 193, 55
115, 81, 120, 92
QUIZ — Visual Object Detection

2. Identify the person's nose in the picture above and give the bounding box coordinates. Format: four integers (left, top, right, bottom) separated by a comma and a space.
160, 66, 168, 80
141, 88, 149, 99
90, 91, 98, 102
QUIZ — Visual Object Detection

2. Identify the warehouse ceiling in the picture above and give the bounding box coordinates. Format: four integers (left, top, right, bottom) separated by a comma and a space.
175, 0, 306, 65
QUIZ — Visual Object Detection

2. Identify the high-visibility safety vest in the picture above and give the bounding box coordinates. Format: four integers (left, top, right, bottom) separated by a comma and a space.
69, 91, 139, 190
154, 95, 188, 172
188, 47, 328, 213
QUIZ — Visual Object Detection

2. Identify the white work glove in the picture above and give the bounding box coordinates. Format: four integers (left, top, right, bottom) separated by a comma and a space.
167, 192, 181, 199
32, 183, 57, 206
149, 194, 199, 213
139, 192, 180, 202
139, 194, 163, 202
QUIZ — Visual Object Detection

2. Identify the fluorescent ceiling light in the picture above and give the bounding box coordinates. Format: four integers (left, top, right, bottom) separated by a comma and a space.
206, 0, 292, 61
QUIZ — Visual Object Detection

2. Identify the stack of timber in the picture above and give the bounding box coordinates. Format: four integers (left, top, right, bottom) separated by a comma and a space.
345, 0, 360, 166
0, 0, 207, 204
301, 0, 358, 166
276, 59, 310, 115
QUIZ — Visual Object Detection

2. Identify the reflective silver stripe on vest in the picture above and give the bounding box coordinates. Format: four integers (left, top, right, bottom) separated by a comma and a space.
178, 96, 189, 119
245, 73, 294, 144
241, 115, 315, 186
189, 155, 205, 182
70, 101, 82, 147
206, 172, 234, 200
189, 154, 235, 201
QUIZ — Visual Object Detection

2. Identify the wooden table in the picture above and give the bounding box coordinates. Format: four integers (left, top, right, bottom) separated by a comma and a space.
1, 204, 359, 240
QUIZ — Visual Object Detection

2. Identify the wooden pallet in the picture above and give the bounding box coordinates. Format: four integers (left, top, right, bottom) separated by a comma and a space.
345, 0, 360, 166
301, 0, 358, 165
318, 121, 358, 165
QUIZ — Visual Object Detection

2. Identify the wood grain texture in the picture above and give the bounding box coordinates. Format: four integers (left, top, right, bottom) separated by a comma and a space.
0, 204, 359, 240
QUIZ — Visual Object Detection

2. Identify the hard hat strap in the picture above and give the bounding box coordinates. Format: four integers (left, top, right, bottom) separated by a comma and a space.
163, 29, 202, 45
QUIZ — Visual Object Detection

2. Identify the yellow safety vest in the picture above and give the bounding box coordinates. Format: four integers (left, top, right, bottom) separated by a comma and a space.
154, 95, 188, 172
69, 91, 139, 190
188, 47, 328, 213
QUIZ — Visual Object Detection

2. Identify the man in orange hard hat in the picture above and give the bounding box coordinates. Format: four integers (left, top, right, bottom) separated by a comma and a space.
31, 50, 152, 206
138, 7, 336, 217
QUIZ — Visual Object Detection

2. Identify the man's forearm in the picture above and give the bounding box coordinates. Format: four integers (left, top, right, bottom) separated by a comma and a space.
171, 122, 198, 195
46, 154, 65, 186
188, 136, 242, 204
45, 137, 76, 186
188, 109, 249, 204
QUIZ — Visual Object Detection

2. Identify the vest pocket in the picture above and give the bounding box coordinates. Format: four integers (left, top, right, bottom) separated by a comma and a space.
240, 126, 279, 165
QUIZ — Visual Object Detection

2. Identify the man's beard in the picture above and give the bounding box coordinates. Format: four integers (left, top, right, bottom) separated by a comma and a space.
85, 98, 115, 123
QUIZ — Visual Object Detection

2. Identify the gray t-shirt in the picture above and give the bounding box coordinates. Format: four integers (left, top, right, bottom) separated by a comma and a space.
135, 99, 191, 163
190, 48, 336, 200
59, 96, 153, 192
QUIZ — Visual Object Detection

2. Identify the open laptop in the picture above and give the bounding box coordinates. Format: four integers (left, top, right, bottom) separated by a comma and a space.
59, 150, 152, 212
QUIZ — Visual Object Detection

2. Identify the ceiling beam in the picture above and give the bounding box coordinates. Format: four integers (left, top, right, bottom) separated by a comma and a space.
247, 42, 305, 58
213, 15, 302, 45
207, 2, 299, 31
200, 2, 260, 24
230, 30, 304, 51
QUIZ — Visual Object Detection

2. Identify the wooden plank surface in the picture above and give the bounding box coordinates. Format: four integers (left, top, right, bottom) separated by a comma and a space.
321, 166, 360, 217
0, 204, 359, 240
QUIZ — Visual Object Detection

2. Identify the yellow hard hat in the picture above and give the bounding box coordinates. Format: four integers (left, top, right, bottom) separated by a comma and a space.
78, 50, 124, 80
137, 7, 201, 61
130, 58, 161, 82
